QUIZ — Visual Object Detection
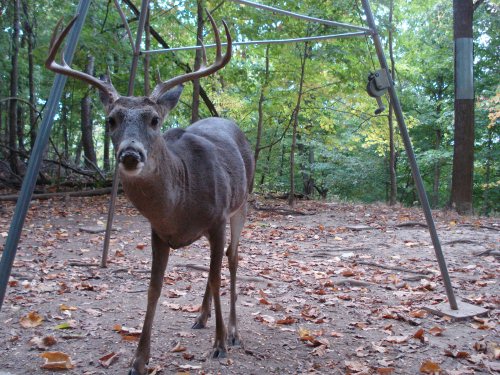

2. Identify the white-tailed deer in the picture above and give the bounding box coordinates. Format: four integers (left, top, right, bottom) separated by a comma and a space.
46, 12, 254, 375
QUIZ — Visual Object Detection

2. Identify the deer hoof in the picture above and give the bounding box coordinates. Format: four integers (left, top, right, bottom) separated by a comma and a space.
128, 368, 144, 375
192, 321, 207, 329
211, 347, 227, 359
227, 334, 242, 347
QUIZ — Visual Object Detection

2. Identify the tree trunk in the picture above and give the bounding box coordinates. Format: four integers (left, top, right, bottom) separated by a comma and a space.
191, 0, 204, 123
388, 0, 397, 206
450, 0, 474, 214
22, 0, 37, 150
80, 55, 97, 168
288, 43, 309, 207
143, 5, 151, 96
253, 44, 270, 191
8, 0, 21, 175
61, 99, 69, 160
16, 105, 25, 154
433, 129, 442, 208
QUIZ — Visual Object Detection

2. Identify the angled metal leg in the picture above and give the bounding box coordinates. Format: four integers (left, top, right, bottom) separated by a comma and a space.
361, 0, 464, 312
0, 0, 91, 311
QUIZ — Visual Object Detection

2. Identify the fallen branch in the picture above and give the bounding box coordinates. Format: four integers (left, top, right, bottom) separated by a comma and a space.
458, 223, 499, 232
395, 222, 428, 228
355, 260, 433, 275
0, 187, 121, 202
444, 239, 479, 246
180, 263, 271, 283
251, 201, 315, 216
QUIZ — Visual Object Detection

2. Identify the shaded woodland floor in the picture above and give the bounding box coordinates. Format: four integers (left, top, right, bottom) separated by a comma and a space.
0, 195, 498, 374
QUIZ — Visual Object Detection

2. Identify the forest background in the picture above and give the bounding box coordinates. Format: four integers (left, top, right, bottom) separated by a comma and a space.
0, 0, 498, 215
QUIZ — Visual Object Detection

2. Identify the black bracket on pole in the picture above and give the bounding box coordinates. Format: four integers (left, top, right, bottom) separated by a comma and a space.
366, 69, 390, 114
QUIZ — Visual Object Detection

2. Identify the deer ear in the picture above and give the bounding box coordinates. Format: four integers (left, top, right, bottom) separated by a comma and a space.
98, 74, 119, 111
156, 84, 184, 112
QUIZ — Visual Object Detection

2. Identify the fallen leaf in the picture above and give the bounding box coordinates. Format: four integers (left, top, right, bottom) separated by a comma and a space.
54, 320, 77, 330
40, 351, 74, 370
29, 336, 57, 350
182, 352, 194, 360
420, 360, 441, 374
136, 243, 146, 250
385, 335, 409, 344
171, 342, 187, 353
59, 304, 77, 311
413, 328, 425, 342
276, 316, 296, 325
444, 349, 470, 359
377, 368, 395, 374
99, 352, 119, 368
20, 311, 44, 328
428, 326, 445, 336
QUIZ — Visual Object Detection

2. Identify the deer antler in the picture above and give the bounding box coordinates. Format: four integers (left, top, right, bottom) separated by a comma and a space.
45, 16, 119, 102
150, 10, 232, 101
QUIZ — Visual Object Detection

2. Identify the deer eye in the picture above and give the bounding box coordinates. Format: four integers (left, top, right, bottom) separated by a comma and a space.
107, 116, 117, 130
151, 116, 160, 128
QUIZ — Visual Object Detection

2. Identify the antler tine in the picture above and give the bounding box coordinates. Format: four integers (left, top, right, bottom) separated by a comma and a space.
205, 10, 222, 62
45, 16, 119, 100
150, 11, 232, 101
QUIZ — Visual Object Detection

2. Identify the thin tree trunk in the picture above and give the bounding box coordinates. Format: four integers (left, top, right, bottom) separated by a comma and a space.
80, 55, 97, 168
288, 43, 309, 207
191, 0, 204, 123
16, 105, 25, 154
388, 0, 397, 206
253, 44, 270, 190
433, 129, 442, 208
143, 6, 151, 96
8, 0, 21, 174
22, 0, 36, 149
61, 99, 69, 160
450, 0, 474, 214
481, 127, 493, 215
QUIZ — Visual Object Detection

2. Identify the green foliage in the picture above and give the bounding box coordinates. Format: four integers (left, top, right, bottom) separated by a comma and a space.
0, 0, 498, 213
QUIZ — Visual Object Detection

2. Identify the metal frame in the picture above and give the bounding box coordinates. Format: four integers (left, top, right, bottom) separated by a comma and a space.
0, 0, 462, 313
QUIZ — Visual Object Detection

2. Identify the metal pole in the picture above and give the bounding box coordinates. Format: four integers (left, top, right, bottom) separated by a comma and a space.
360, 0, 458, 310
101, 0, 151, 267
142, 31, 369, 55
0, 0, 91, 311
230, 0, 370, 32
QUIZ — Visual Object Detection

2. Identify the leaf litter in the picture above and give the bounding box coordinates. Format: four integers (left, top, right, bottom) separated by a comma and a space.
0, 195, 498, 374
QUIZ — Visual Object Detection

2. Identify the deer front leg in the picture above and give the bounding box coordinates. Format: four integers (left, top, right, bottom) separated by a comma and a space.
192, 281, 212, 329
226, 204, 246, 347
207, 223, 227, 358
129, 230, 170, 375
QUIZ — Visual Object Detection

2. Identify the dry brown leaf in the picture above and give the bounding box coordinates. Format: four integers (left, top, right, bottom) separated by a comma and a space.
182, 352, 194, 360
276, 316, 296, 325
40, 351, 74, 370
171, 342, 187, 353
385, 335, 409, 344
428, 326, 445, 336
99, 352, 119, 368
377, 368, 395, 374
29, 335, 57, 350
419, 360, 440, 374
444, 349, 470, 359
413, 328, 425, 342
20, 311, 43, 328
181, 304, 200, 313
59, 304, 77, 311
409, 310, 428, 318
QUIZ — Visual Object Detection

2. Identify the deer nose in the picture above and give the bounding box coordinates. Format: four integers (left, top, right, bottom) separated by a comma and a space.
119, 148, 144, 170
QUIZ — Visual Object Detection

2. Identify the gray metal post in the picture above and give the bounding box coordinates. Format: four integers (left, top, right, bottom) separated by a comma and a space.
360, 0, 458, 310
101, 0, 151, 267
0, 0, 91, 311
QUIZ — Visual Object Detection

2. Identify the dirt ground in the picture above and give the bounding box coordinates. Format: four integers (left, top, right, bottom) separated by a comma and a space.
0, 195, 498, 374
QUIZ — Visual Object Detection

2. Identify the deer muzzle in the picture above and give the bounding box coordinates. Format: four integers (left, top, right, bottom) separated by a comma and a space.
117, 140, 147, 176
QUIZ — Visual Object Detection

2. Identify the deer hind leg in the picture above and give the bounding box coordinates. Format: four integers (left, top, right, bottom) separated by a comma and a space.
129, 230, 170, 375
207, 222, 227, 358
226, 204, 247, 347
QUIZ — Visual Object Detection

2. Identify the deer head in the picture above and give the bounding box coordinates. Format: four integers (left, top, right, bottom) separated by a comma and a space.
46, 11, 231, 176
